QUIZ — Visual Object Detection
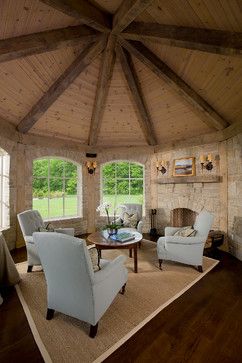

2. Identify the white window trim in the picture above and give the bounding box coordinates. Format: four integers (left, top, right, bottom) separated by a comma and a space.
33, 157, 82, 219
0, 150, 10, 230
100, 160, 145, 216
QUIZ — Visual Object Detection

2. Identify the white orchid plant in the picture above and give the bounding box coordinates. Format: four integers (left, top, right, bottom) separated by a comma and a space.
96, 203, 127, 231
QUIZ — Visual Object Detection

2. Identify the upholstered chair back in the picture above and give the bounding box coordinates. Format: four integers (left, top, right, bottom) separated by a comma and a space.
17, 210, 45, 237
193, 210, 214, 240
120, 204, 142, 221
33, 232, 95, 320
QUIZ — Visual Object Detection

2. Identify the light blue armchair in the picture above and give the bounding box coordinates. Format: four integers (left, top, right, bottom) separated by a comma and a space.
157, 210, 214, 272
33, 232, 128, 338
17, 210, 74, 272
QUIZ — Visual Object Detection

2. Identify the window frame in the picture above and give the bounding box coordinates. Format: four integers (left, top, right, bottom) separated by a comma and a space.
32, 157, 82, 220
0, 149, 10, 231
100, 160, 145, 216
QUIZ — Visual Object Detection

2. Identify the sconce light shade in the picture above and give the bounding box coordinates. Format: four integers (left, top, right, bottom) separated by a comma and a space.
200, 154, 213, 171
86, 161, 97, 174
156, 160, 168, 174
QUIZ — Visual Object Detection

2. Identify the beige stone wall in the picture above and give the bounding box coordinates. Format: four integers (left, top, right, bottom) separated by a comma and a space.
153, 143, 225, 235
0, 134, 17, 249
227, 134, 242, 260
1, 129, 241, 257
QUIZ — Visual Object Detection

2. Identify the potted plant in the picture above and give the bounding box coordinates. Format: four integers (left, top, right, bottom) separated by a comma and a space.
96, 202, 123, 237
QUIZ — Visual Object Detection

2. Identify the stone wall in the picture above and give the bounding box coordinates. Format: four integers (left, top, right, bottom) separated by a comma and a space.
0, 134, 17, 249
227, 134, 242, 260
1, 129, 241, 258
153, 143, 225, 235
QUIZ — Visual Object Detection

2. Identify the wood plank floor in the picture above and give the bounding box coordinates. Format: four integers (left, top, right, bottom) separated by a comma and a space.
1, 237, 242, 363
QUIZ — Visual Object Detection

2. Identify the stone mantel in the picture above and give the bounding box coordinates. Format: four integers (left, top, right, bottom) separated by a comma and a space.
157, 175, 222, 184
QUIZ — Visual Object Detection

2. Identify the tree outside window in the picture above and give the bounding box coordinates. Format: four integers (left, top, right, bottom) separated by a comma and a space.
101, 161, 144, 215
32, 158, 81, 219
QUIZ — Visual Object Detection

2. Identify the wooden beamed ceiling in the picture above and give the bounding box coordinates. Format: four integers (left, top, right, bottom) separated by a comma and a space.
0, 0, 241, 146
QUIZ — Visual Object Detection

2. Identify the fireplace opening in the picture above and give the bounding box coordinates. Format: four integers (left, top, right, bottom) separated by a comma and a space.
171, 208, 197, 227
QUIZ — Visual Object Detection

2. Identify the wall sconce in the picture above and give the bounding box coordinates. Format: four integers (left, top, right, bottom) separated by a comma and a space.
200, 154, 213, 171
86, 161, 97, 174
156, 160, 168, 174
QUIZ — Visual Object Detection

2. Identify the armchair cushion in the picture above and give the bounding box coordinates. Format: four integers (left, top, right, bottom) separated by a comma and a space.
123, 212, 138, 228
165, 236, 205, 245
87, 245, 100, 272
173, 226, 197, 237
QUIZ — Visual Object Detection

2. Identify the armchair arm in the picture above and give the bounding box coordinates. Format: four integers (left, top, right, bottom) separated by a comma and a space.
165, 227, 182, 236
25, 236, 34, 244
165, 236, 205, 245
93, 255, 126, 284
55, 228, 75, 236
137, 220, 143, 233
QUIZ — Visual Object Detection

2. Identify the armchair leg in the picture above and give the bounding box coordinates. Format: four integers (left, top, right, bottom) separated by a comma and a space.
27, 265, 33, 273
46, 308, 55, 320
158, 259, 163, 270
89, 323, 98, 338
197, 265, 203, 273
119, 283, 126, 295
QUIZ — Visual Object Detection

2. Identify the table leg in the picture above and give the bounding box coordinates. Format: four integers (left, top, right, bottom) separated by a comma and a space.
129, 248, 132, 258
97, 248, 102, 260
133, 244, 138, 273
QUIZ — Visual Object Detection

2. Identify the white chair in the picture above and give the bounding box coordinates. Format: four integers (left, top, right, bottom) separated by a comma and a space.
17, 210, 74, 272
33, 232, 128, 338
119, 203, 143, 233
157, 210, 214, 272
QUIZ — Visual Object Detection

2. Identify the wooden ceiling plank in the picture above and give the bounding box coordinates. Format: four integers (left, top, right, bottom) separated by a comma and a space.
0, 25, 98, 63
119, 38, 229, 130
88, 36, 116, 146
40, 0, 111, 32
116, 44, 157, 145
122, 22, 242, 56
113, 0, 155, 34
17, 36, 106, 133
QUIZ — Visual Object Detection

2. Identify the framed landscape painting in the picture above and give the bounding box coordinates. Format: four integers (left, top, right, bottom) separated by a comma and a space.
173, 157, 196, 177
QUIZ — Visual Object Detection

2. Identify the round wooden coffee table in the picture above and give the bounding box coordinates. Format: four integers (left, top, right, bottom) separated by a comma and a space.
87, 229, 143, 273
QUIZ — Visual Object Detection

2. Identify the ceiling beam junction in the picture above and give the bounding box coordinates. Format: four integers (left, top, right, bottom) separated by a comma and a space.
88, 35, 116, 146
122, 22, 242, 56
0, 25, 97, 63
17, 36, 106, 133
117, 44, 157, 145
119, 38, 230, 131
40, 0, 111, 32
112, 0, 155, 34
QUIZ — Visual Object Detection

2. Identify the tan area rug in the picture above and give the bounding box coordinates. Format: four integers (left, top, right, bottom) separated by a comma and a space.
15, 240, 218, 363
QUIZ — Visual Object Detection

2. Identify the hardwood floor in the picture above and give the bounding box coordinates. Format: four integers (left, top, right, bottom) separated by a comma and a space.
1, 238, 242, 363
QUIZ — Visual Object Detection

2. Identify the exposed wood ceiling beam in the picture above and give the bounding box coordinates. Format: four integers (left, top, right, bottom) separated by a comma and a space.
17, 36, 106, 133
117, 44, 157, 145
112, 0, 154, 34
119, 38, 229, 130
40, 0, 111, 32
122, 22, 242, 56
0, 25, 97, 63
88, 36, 116, 146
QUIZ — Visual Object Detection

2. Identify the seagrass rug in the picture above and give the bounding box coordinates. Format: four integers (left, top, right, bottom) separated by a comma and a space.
15, 240, 218, 363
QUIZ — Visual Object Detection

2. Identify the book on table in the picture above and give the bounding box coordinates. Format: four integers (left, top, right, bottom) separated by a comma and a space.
110, 232, 135, 242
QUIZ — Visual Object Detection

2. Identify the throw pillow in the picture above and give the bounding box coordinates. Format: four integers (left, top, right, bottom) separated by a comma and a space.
87, 245, 100, 272
174, 226, 197, 237
38, 223, 55, 232
123, 212, 138, 229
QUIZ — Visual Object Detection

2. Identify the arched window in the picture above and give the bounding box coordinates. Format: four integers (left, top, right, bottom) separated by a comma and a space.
101, 161, 144, 215
32, 158, 82, 220
0, 147, 10, 230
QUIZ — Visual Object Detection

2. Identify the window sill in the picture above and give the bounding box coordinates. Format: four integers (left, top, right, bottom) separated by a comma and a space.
43, 216, 82, 223
0, 226, 10, 232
